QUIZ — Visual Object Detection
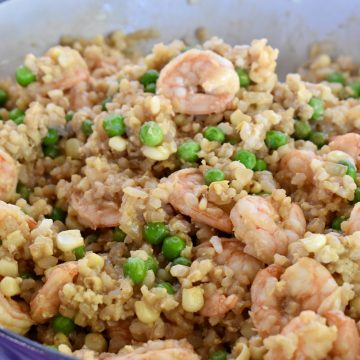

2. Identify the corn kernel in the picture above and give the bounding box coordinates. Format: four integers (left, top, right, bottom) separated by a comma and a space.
86, 253, 104, 270
56, 230, 84, 252
135, 300, 160, 324
0, 276, 21, 297
65, 138, 83, 159
109, 136, 128, 152
85, 333, 107, 353
0, 257, 18, 277
302, 234, 326, 252
182, 286, 204, 313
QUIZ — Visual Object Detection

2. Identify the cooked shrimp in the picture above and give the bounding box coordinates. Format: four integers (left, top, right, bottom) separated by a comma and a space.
70, 191, 121, 229
0, 293, 33, 335
0, 148, 18, 202
157, 49, 239, 115
200, 291, 239, 317
329, 133, 360, 167
277, 149, 316, 189
108, 339, 200, 360
251, 257, 349, 337
30, 262, 78, 323
325, 310, 360, 360
264, 311, 337, 360
342, 203, 360, 235
230, 194, 306, 263
166, 168, 232, 233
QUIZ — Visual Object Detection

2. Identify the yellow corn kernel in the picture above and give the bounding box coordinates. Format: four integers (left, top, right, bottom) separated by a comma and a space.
56, 230, 84, 252
109, 136, 128, 152
84, 333, 107, 353
86, 253, 104, 270
0, 276, 21, 297
135, 300, 160, 324
0, 257, 18, 277
142, 144, 171, 161
65, 138, 83, 159
182, 286, 204, 313
302, 234, 326, 252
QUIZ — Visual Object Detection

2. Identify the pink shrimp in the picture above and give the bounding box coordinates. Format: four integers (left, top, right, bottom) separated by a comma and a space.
0, 148, 18, 202
329, 133, 360, 167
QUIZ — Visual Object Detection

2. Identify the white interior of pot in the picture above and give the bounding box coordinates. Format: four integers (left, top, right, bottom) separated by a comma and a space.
1, 0, 360, 78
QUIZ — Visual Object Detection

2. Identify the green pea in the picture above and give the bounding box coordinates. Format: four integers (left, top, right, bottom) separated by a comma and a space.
235, 67, 251, 88
86, 234, 98, 244
65, 111, 74, 122
172, 256, 191, 267
103, 114, 126, 137
52, 315, 75, 335
19, 272, 34, 279
73, 245, 86, 260
162, 236, 186, 260
309, 131, 326, 148
156, 281, 175, 294
354, 187, 360, 204
140, 70, 159, 86
12, 115, 24, 125
145, 255, 159, 274
144, 83, 156, 93
203, 126, 225, 143
82, 119, 93, 137
139, 121, 164, 147
43, 144, 60, 158
16, 182, 31, 201
0, 89, 8, 107
326, 72, 346, 85
209, 350, 228, 360
9, 108, 25, 121
308, 97, 324, 120
16, 66, 36, 87
49, 207, 66, 222
177, 140, 200, 163
143, 222, 169, 245
349, 81, 360, 98
331, 216, 346, 231
338, 160, 357, 181
233, 149, 256, 169
113, 228, 126, 242
101, 97, 112, 111
254, 159, 267, 171
204, 168, 225, 185
293, 121, 312, 140
43, 128, 59, 146
265, 130, 288, 150
123, 257, 147, 284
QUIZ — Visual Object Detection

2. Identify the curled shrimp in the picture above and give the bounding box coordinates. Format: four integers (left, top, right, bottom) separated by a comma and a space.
342, 203, 360, 235
198, 238, 262, 317
166, 168, 232, 233
329, 133, 360, 167
230, 194, 306, 264
277, 149, 316, 189
0, 148, 18, 202
30, 262, 78, 324
109, 339, 200, 360
0, 293, 33, 335
70, 191, 121, 229
250, 257, 351, 337
157, 49, 239, 115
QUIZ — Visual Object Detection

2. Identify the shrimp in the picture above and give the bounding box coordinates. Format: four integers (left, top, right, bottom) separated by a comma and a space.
277, 149, 316, 190
200, 291, 239, 317
197, 238, 262, 317
108, 339, 200, 360
0, 292, 33, 335
329, 133, 360, 167
325, 310, 360, 360
157, 49, 239, 115
342, 203, 360, 235
250, 257, 350, 337
0, 148, 18, 202
264, 311, 337, 360
70, 191, 121, 229
166, 168, 232, 233
30, 262, 78, 324
230, 194, 306, 264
